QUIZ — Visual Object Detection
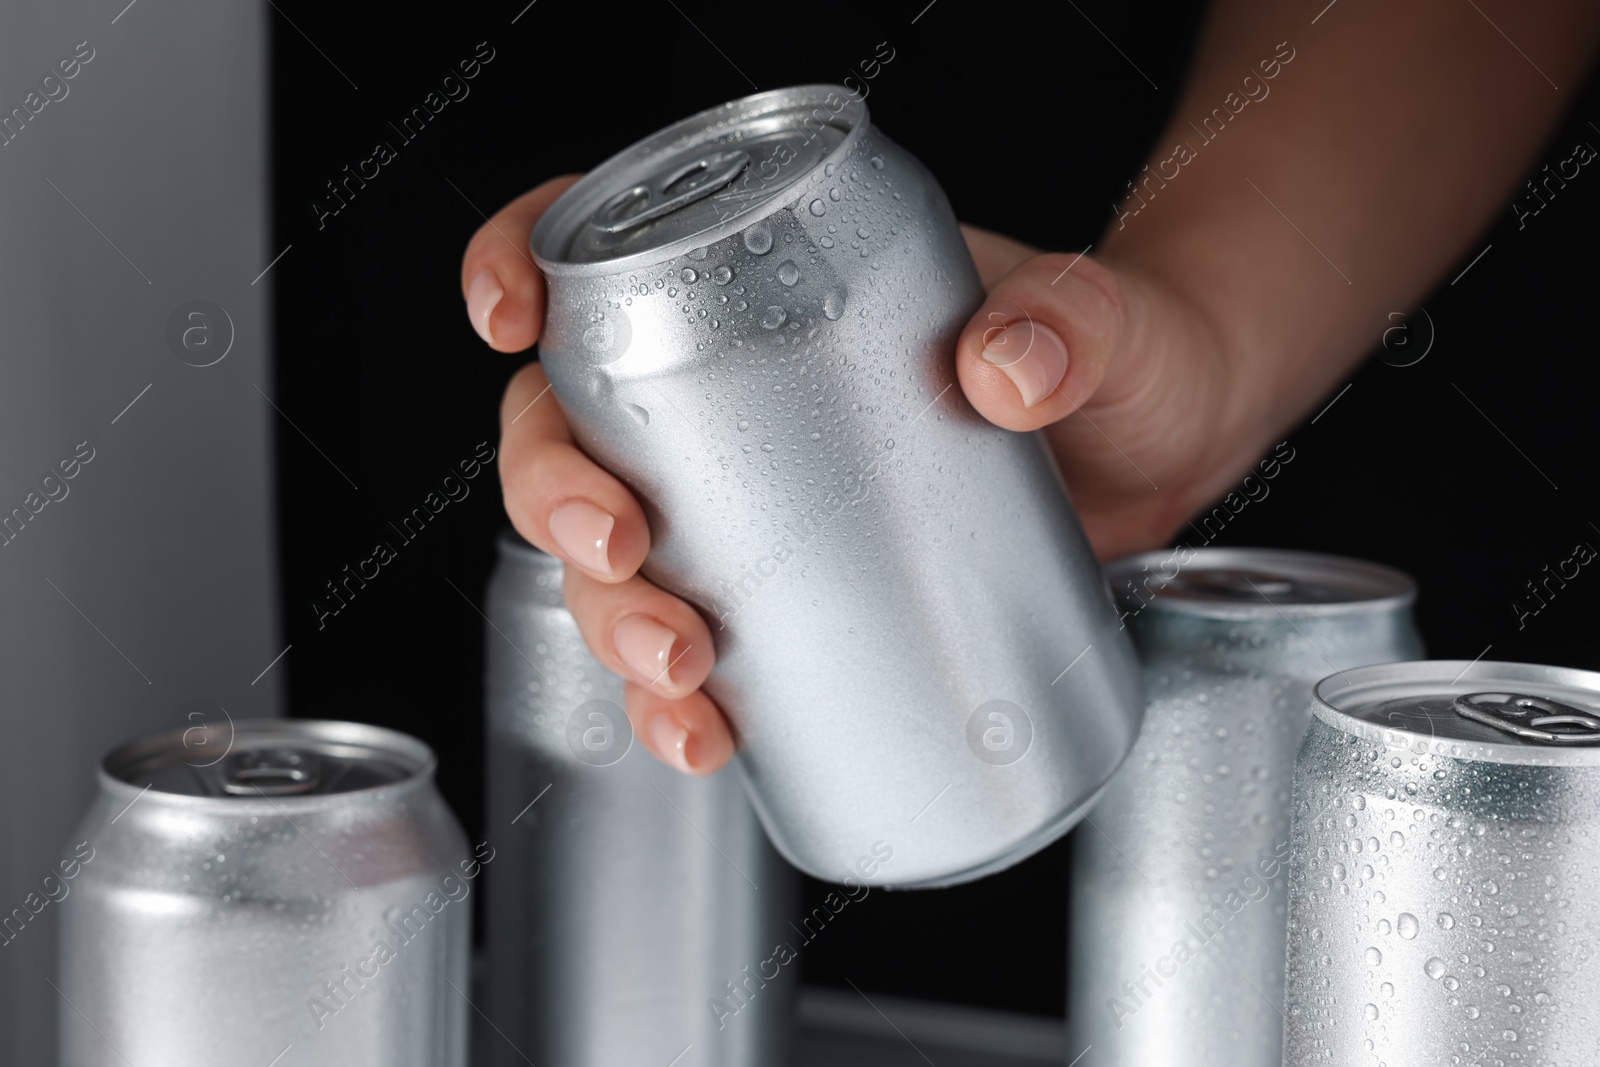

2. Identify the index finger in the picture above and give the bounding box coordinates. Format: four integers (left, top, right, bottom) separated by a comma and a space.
460, 175, 583, 353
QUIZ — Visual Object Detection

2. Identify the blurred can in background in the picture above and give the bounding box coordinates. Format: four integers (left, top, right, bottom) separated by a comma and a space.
529, 84, 1141, 887
1070, 548, 1420, 1066
1284, 660, 1600, 1065
483, 531, 796, 1067
59, 719, 472, 1066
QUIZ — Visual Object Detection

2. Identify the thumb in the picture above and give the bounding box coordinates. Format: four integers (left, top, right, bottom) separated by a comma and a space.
954, 251, 1128, 431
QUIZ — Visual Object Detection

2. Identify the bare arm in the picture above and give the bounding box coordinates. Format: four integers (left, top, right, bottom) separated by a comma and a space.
982, 0, 1600, 552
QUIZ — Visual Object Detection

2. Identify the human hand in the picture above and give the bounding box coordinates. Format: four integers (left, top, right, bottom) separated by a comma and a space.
463, 180, 1254, 775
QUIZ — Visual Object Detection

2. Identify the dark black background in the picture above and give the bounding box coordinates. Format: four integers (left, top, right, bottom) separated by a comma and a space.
272, 0, 1600, 1019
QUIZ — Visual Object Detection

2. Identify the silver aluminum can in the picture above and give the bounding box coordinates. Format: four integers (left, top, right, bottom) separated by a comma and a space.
483, 531, 796, 1067
1070, 548, 1420, 1066
59, 719, 472, 1066
1284, 660, 1600, 1064
529, 84, 1141, 887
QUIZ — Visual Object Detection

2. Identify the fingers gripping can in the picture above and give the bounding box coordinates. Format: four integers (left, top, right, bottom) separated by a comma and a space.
1284, 661, 1600, 1064
483, 531, 797, 1067
529, 85, 1142, 887
59, 720, 472, 1066
1070, 548, 1420, 1065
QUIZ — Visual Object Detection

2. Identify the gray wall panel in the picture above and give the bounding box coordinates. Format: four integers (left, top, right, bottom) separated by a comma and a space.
0, 2, 276, 1062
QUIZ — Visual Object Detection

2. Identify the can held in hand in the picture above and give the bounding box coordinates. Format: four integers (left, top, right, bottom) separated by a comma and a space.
1284, 660, 1600, 1064
1070, 548, 1420, 1065
483, 531, 797, 1067
59, 719, 473, 1066
529, 85, 1141, 887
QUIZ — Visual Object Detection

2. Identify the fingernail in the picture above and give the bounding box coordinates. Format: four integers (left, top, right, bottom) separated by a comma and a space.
649, 711, 693, 774
615, 615, 680, 688
981, 320, 1068, 408
548, 501, 615, 577
466, 269, 503, 346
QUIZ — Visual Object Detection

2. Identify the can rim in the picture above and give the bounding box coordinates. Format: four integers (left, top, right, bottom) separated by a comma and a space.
1312, 660, 1600, 766
530, 84, 869, 278
97, 718, 438, 809
1105, 546, 1416, 619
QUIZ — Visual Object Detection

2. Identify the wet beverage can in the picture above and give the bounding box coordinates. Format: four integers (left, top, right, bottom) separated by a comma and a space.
529, 84, 1142, 887
483, 531, 797, 1066
58, 719, 473, 1066
1284, 660, 1600, 1064
1070, 548, 1420, 1065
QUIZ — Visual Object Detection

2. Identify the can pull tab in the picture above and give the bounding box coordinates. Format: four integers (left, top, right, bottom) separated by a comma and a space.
586, 149, 751, 235
1171, 568, 1299, 600
222, 747, 324, 795
1454, 692, 1600, 745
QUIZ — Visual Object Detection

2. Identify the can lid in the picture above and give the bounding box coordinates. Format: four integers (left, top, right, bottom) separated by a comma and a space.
102, 719, 434, 799
1105, 547, 1415, 619
531, 85, 866, 273
1313, 660, 1600, 765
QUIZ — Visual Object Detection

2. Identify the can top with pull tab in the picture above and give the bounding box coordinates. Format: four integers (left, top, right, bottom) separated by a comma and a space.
531, 85, 866, 273
1312, 660, 1600, 766
100, 718, 436, 805
1106, 546, 1416, 620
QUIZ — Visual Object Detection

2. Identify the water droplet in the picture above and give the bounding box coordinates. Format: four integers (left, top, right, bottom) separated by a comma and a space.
712, 265, 734, 285
625, 404, 649, 426
870, 155, 884, 170
743, 222, 774, 255
828, 187, 841, 201
760, 442, 774, 452
1438, 912, 1455, 929
737, 419, 750, 431
761, 306, 787, 330
1425, 957, 1448, 979
819, 236, 835, 248
1363, 1003, 1378, 1020
1380, 982, 1394, 997
1391, 831, 1406, 848
808, 199, 826, 216
1398, 913, 1420, 939
777, 260, 800, 286
1484, 880, 1499, 895
687, 245, 709, 260
822, 288, 847, 320
1465, 1005, 1480, 1019
856, 226, 870, 239
1353, 795, 1367, 810
1365, 947, 1383, 966
1377, 919, 1392, 936
1332, 863, 1347, 881
1502, 1029, 1518, 1042
680, 267, 698, 284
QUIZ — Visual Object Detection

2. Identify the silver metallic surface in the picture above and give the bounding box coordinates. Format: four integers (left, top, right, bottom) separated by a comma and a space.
1284, 661, 1600, 1064
60, 720, 471, 1066
483, 532, 796, 1067
1070, 548, 1421, 1066
530, 85, 1141, 887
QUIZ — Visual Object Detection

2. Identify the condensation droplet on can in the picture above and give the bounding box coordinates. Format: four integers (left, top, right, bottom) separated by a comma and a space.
822, 288, 846, 320
1397, 913, 1419, 939
777, 260, 800, 286
761, 306, 787, 330
743, 221, 774, 255
680, 267, 698, 284
808, 199, 826, 216
625, 404, 649, 426
712, 265, 734, 285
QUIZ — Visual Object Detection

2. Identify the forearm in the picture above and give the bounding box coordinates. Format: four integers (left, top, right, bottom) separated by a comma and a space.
1102, 0, 1598, 454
